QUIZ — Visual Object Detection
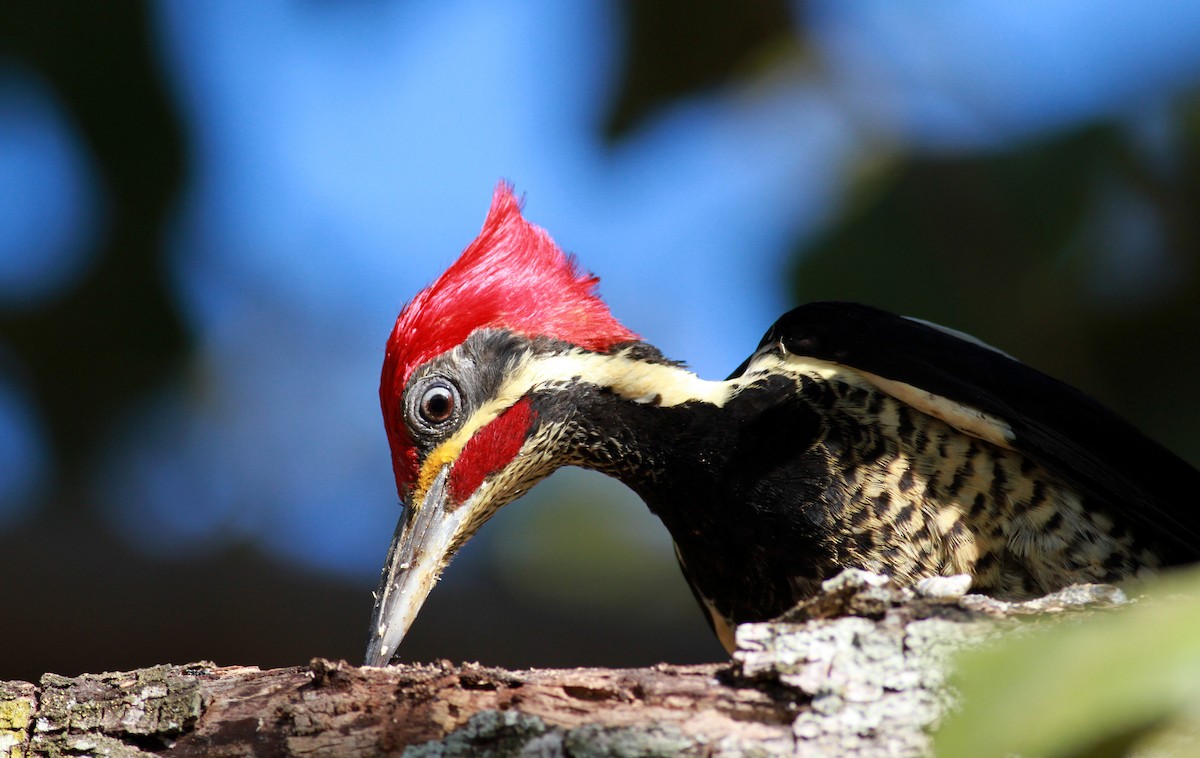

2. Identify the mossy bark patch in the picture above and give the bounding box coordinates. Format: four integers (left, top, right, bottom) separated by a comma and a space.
30, 663, 209, 755
1, 680, 37, 758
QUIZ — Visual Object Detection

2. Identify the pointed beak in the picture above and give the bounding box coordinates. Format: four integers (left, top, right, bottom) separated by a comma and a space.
364, 466, 468, 666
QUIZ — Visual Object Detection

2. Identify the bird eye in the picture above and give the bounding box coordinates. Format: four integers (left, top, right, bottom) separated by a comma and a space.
418, 383, 457, 426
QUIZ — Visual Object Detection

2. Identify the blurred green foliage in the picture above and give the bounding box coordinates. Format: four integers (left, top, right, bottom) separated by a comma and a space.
793, 104, 1200, 463
936, 566, 1200, 757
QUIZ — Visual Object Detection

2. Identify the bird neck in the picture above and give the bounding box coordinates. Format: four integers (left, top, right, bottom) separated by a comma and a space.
516, 346, 732, 481
535, 353, 746, 502
538, 363, 821, 626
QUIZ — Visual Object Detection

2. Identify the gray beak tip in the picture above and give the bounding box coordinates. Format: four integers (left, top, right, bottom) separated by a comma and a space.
363, 467, 464, 667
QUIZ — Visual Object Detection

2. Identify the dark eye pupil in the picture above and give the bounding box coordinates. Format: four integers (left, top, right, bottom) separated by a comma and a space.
420, 387, 454, 423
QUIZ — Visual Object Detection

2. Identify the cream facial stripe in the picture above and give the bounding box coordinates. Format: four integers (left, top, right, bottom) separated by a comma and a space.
501, 349, 736, 408
416, 346, 1015, 499
415, 349, 733, 499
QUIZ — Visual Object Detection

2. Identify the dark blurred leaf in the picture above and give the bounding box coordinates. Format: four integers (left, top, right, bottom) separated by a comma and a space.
604, 0, 796, 138
793, 128, 1117, 334
790, 118, 1200, 461
0, 1, 188, 482
935, 566, 1200, 757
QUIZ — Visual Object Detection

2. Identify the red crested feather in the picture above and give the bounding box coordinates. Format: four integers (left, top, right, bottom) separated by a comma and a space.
381, 183, 638, 497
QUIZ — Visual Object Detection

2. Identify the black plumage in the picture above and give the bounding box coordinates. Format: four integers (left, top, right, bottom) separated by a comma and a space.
511, 303, 1200, 644
761, 302, 1200, 564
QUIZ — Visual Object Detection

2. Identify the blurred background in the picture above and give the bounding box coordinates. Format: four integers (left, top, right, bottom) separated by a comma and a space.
2, 1, 1199, 683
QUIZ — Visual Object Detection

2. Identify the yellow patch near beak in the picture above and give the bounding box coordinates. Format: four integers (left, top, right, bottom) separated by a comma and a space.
413, 439, 465, 509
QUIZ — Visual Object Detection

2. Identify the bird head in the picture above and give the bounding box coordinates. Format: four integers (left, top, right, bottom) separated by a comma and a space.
366, 184, 639, 665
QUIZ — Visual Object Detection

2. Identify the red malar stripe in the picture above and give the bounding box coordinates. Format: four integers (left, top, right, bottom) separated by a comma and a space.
448, 397, 537, 505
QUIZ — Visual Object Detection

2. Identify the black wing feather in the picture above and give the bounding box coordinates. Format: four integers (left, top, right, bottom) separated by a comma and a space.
741, 301, 1200, 565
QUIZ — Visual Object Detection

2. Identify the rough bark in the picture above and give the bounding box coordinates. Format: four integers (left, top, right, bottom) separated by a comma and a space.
1, 571, 1126, 757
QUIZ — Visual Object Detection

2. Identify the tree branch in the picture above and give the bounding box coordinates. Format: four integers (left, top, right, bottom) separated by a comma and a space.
3, 571, 1125, 757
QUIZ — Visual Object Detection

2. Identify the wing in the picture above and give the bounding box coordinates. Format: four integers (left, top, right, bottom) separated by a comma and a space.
732, 301, 1200, 565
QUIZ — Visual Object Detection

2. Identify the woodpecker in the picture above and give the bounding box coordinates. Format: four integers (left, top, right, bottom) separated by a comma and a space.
365, 184, 1200, 665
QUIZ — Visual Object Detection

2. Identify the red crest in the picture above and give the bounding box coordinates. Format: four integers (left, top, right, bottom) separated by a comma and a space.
381, 183, 637, 496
